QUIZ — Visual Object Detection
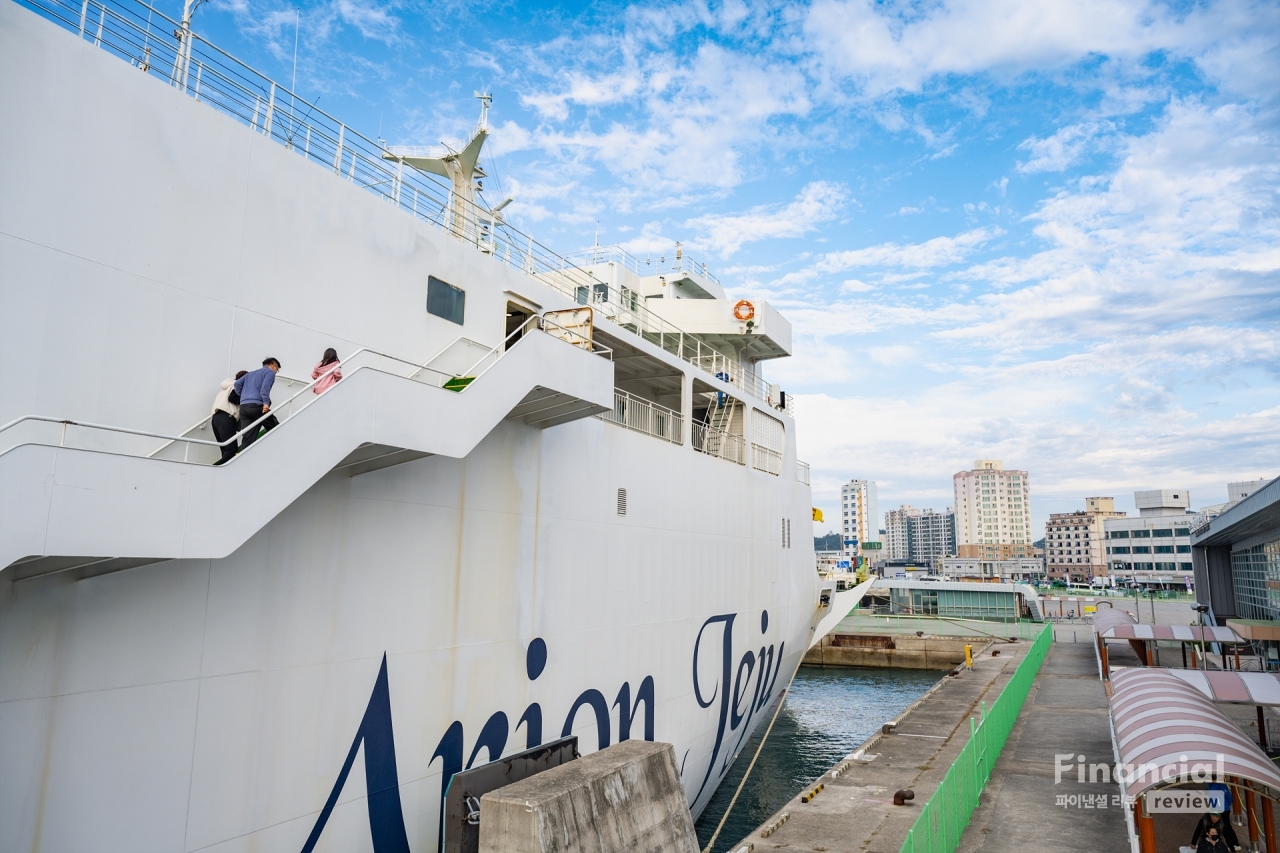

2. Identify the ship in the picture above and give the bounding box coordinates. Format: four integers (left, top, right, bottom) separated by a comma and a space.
0, 0, 865, 848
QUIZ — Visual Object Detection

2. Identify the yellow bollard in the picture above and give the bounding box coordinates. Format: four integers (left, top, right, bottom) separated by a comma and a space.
965, 644, 973, 669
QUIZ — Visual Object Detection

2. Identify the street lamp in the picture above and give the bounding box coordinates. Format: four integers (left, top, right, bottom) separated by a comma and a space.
1193, 604, 1209, 671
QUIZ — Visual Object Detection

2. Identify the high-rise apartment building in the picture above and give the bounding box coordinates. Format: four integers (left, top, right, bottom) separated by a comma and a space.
908, 508, 957, 566
840, 479, 880, 559
1045, 496, 1127, 583
885, 505, 919, 561
954, 460, 1032, 559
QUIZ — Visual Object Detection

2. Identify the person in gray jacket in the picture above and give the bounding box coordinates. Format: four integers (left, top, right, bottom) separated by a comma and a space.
233, 358, 281, 450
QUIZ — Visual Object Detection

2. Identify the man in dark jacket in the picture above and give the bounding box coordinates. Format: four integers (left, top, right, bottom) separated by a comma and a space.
1191, 812, 1238, 850
233, 358, 281, 450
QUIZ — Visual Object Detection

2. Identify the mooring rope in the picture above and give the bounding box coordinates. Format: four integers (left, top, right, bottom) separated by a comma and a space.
699, 659, 803, 853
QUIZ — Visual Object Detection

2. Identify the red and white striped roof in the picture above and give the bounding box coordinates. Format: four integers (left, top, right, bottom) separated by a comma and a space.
1099, 623, 1242, 643
1167, 670, 1280, 706
1091, 609, 1137, 636
1110, 669, 1280, 802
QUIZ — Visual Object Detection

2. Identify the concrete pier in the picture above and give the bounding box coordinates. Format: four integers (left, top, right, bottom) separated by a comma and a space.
804, 632, 979, 670
727, 638, 1028, 852
955, 641, 1126, 853
478, 739, 697, 853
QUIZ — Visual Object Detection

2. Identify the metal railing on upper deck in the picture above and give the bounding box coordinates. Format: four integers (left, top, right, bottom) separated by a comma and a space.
0, 315, 610, 466
692, 422, 746, 466
598, 389, 683, 444
16, 0, 791, 416
562, 244, 721, 287
796, 460, 811, 485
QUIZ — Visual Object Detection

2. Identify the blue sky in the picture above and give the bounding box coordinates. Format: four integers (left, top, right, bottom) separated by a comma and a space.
188, 0, 1280, 536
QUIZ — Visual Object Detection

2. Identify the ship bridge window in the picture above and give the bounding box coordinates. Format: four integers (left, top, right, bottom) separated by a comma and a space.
427, 276, 465, 325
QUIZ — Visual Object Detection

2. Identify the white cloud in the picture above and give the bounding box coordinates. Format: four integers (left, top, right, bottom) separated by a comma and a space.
1017, 122, 1113, 174
802, 0, 1217, 96
812, 227, 1001, 273
684, 182, 849, 257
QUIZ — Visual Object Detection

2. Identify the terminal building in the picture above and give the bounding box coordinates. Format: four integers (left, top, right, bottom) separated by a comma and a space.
1192, 475, 1280, 625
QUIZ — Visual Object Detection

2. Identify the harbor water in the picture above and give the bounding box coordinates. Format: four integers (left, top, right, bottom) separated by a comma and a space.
694, 665, 943, 852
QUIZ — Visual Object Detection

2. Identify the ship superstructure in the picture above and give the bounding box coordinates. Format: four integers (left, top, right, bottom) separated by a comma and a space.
0, 0, 856, 849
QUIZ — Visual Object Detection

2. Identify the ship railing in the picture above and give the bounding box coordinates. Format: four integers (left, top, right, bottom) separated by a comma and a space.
562, 245, 722, 287
796, 460, 811, 485
751, 444, 782, 476
691, 422, 746, 466
0, 315, 610, 465
598, 389, 683, 445
16, 0, 790, 416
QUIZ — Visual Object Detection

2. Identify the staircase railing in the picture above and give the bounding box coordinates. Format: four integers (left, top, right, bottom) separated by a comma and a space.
0, 315, 610, 466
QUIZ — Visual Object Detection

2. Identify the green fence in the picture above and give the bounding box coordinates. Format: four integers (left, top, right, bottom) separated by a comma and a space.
899, 623, 1054, 853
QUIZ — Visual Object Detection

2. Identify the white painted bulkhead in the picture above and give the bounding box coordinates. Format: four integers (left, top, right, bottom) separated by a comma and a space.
0, 4, 819, 851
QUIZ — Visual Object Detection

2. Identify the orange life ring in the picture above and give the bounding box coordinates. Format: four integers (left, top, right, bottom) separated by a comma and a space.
733, 300, 755, 322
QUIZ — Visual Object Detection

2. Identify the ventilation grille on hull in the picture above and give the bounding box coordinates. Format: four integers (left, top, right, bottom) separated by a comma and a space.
617, 488, 627, 516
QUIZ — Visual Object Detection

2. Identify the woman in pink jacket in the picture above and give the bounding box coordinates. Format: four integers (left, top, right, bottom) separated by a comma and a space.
312, 348, 342, 394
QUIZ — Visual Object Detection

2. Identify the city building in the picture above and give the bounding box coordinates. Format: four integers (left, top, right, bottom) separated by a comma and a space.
1045, 496, 1127, 583
840, 479, 879, 559
1194, 480, 1274, 524
953, 460, 1033, 559
941, 557, 1045, 582
1192, 476, 1280, 633
907, 508, 957, 566
884, 505, 919, 561
1105, 489, 1196, 588
815, 550, 847, 572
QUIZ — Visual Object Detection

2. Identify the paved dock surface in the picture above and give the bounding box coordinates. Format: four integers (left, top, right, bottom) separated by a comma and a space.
956, 641, 1127, 853
727, 639, 1027, 852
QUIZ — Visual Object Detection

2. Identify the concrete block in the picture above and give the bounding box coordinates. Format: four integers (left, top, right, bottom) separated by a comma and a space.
477, 740, 697, 853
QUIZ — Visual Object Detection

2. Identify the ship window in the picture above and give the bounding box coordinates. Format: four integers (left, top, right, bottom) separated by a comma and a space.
427, 276, 465, 325
617, 488, 627, 516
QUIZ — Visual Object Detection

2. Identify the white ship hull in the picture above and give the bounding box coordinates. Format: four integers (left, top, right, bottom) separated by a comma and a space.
0, 2, 823, 850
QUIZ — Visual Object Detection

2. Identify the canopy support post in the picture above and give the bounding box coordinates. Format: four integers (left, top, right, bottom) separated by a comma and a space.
1263, 797, 1275, 853
1248, 789, 1261, 849
1136, 799, 1156, 853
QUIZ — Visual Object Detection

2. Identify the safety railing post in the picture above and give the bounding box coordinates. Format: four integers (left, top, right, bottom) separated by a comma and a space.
78, 0, 88, 36
332, 124, 344, 173
264, 82, 276, 137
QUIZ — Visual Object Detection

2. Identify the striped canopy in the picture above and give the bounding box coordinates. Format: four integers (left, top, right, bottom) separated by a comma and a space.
1167, 670, 1280, 706
1091, 609, 1137, 636
1100, 623, 1242, 643
1110, 669, 1280, 802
